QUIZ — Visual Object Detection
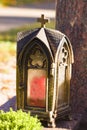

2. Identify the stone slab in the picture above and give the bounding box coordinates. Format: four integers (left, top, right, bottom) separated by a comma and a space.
77, 109, 87, 130
43, 114, 82, 130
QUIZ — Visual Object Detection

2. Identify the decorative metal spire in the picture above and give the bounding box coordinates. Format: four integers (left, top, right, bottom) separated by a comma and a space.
37, 14, 49, 28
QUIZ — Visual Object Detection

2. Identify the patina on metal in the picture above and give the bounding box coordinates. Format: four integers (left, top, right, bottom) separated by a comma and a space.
16, 14, 74, 127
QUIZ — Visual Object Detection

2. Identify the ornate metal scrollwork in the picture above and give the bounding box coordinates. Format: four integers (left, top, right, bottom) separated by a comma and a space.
59, 46, 68, 67
28, 45, 47, 68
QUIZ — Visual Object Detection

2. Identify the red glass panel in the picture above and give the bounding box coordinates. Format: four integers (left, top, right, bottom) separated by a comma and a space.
27, 69, 46, 108
30, 76, 46, 107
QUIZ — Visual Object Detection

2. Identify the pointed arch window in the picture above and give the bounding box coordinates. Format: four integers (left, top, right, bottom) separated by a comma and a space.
26, 43, 48, 108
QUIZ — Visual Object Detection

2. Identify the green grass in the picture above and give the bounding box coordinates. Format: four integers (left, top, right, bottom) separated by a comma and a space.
16, 0, 53, 4
0, 0, 53, 6
0, 21, 55, 42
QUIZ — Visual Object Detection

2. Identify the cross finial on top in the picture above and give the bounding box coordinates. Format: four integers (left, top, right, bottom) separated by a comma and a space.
37, 14, 49, 28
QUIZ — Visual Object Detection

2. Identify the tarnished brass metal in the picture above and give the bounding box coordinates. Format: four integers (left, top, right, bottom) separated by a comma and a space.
17, 15, 74, 128
37, 14, 49, 27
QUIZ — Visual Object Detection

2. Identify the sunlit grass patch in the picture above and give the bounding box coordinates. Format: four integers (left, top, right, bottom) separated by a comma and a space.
0, 0, 53, 6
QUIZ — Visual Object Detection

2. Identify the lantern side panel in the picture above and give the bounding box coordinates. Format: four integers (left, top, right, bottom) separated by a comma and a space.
57, 43, 70, 110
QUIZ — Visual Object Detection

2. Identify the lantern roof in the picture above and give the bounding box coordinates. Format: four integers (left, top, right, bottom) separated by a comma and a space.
17, 27, 74, 63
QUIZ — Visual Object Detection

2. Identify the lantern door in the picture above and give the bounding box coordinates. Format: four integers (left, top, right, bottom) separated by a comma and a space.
24, 39, 49, 110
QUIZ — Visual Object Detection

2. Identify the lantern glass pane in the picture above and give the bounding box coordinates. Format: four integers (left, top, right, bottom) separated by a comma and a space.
27, 69, 46, 108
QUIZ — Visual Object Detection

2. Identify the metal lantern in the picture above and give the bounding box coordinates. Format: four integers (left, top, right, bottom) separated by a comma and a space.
16, 15, 74, 127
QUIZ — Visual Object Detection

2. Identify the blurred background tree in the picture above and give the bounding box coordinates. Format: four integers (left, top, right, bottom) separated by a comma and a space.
56, 0, 87, 114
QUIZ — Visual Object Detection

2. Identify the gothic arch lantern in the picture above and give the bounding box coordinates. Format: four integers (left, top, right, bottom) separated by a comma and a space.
17, 15, 74, 127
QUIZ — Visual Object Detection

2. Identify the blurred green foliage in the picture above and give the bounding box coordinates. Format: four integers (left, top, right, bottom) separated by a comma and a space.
0, 0, 53, 6
0, 21, 55, 42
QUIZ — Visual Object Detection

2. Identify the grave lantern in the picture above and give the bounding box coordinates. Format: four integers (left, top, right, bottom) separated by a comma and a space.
16, 14, 74, 127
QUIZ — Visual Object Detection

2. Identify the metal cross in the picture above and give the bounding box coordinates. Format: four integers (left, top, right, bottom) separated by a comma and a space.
37, 14, 49, 28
